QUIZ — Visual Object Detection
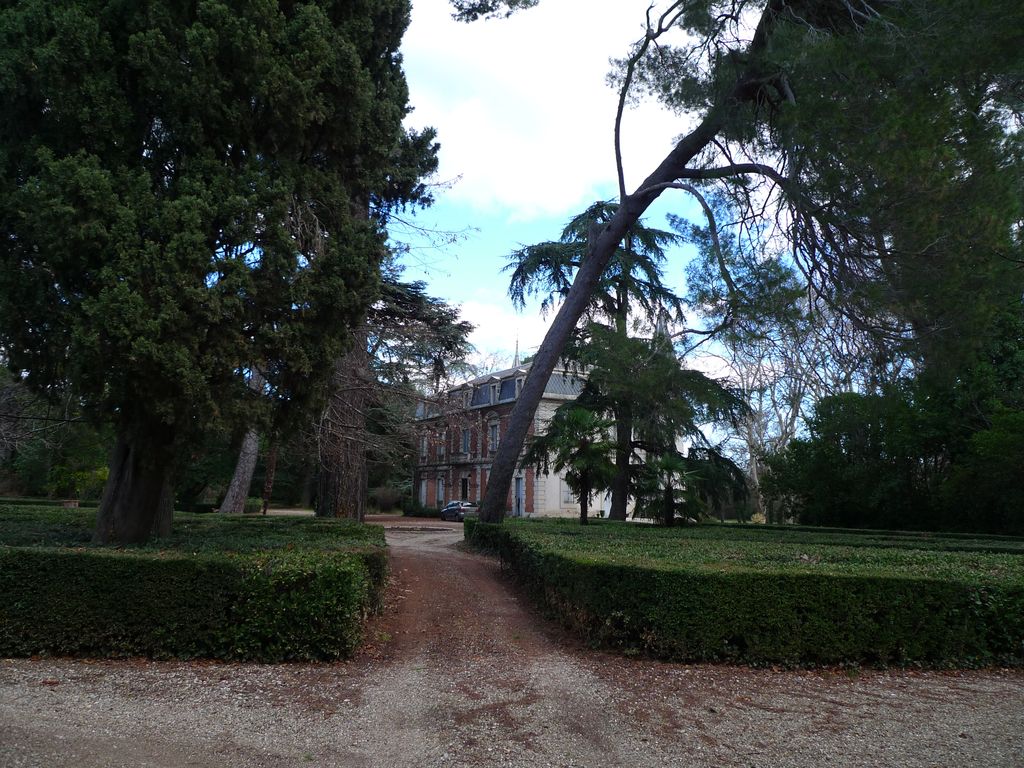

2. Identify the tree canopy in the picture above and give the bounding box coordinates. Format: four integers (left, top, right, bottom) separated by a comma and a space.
0, 0, 437, 542
521, 404, 615, 525
316, 263, 474, 521
468, 0, 1024, 523
507, 201, 685, 518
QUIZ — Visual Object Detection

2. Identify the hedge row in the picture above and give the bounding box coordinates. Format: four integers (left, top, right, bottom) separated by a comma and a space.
402, 506, 441, 518
466, 519, 1024, 667
0, 496, 99, 508
0, 507, 386, 661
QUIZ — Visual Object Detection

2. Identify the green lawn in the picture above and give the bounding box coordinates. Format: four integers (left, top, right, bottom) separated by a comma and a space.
0, 504, 383, 552
492, 518, 1024, 583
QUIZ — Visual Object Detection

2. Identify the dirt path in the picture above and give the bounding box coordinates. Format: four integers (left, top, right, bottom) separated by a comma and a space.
2, 520, 1023, 767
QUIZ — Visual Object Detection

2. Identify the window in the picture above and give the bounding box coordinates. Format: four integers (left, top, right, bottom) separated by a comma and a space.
488, 422, 499, 452
419, 479, 427, 506
438, 431, 446, 459
436, 476, 445, 506
461, 428, 471, 454
490, 383, 498, 403
561, 480, 575, 505
419, 436, 428, 460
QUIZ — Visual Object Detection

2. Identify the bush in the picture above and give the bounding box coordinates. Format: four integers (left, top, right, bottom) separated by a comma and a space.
401, 501, 441, 518
0, 506, 386, 661
467, 520, 1024, 667
243, 497, 263, 515
368, 486, 404, 512
942, 409, 1024, 535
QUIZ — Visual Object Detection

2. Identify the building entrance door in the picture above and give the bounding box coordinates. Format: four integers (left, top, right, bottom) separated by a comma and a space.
460, 477, 468, 500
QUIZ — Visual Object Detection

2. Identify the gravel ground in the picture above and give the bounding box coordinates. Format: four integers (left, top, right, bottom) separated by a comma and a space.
2, 518, 1022, 767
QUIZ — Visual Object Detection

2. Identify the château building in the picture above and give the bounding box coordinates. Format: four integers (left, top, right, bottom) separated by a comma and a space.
413, 364, 596, 517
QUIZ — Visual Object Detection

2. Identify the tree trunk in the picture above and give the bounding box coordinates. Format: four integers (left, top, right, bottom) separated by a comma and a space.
609, 281, 632, 521
578, 487, 589, 526
609, 407, 632, 520
93, 429, 177, 545
317, 335, 370, 521
261, 440, 278, 514
478, 119, 723, 523
477, 7, 778, 524
220, 368, 266, 515
220, 427, 260, 514
662, 481, 675, 527
298, 465, 316, 508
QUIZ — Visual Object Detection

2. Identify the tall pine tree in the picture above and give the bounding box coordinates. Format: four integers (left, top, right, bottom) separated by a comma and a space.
0, 0, 437, 542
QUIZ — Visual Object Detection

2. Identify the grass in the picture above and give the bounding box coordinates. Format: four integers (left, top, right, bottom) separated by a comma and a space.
0, 504, 383, 552
494, 518, 1024, 584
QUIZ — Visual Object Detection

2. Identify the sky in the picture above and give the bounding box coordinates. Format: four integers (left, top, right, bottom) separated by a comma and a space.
392, 0, 703, 369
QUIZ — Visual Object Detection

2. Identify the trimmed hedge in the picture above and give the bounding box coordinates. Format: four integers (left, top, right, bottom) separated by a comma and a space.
0, 506, 386, 661
467, 519, 1024, 667
0, 496, 100, 509
402, 505, 441, 518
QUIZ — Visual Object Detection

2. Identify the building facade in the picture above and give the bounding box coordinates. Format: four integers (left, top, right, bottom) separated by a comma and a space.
413, 364, 594, 517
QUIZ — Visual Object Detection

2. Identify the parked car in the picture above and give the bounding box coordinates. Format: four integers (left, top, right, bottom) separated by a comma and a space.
440, 500, 479, 522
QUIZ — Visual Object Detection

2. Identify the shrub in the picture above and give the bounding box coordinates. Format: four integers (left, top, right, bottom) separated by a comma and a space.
368, 486, 404, 512
401, 501, 441, 518
0, 506, 386, 661
468, 520, 1024, 667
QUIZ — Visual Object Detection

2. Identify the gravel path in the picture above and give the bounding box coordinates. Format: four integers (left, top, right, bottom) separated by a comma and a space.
2, 518, 1023, 767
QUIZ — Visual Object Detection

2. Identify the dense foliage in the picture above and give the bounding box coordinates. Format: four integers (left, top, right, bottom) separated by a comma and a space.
511, 202, 746, 523
316, 264, 473, 520
466, 518, 1024, 666
461, 0, 1024, 524
766, 313, 1024, 535
521, 405, 616, 525
0, 506, 386, 660
0, 0, 436, 542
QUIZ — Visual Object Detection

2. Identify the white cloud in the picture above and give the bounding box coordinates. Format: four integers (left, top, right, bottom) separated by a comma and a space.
457, 289, 556, 367
403, 0, 692, 220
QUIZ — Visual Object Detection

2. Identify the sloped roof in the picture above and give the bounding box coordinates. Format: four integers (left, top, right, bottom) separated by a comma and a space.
454, 363, 584, 398
544, 371, 584, 397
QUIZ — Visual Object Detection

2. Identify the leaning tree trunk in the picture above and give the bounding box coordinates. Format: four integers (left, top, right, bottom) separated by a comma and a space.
317, 335, 370, 521
220, 428, 260, 514
93, 427, 177, 545
477, 7, 778, 524
219, 369, 267, 515
479, 114, 731, 523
